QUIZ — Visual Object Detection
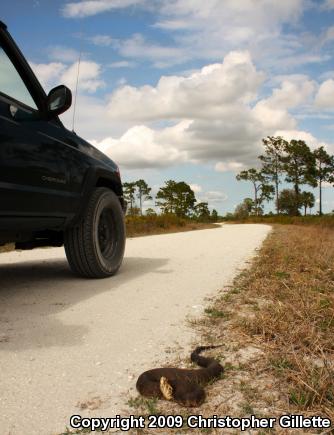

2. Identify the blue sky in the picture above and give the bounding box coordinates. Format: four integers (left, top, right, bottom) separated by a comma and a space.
2, 0, 334, 214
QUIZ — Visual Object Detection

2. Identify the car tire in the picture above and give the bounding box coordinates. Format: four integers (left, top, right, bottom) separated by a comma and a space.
64, 187, 126, 278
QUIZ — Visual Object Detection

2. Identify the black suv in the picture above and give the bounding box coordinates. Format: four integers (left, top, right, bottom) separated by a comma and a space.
0, 21, 126, 278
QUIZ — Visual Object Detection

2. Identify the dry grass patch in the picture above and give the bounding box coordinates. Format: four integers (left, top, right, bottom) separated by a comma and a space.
126, 215, 219, 237
230, 214, 334, 227
0, 243, 14, 253
195, 224, 334, 428
234, 225, 334, 418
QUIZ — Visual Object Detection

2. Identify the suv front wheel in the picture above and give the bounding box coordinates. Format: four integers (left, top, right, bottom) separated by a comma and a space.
64, 187, 126, 278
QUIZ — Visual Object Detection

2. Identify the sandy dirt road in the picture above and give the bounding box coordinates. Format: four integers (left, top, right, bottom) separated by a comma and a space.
0, 224, 270, 435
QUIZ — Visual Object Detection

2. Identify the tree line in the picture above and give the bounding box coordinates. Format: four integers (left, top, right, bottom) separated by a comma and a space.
123, 179, 218, 221
236, 136, 334, 217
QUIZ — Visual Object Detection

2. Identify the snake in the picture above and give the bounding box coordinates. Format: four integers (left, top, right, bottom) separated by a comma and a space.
136, 345, 223, 407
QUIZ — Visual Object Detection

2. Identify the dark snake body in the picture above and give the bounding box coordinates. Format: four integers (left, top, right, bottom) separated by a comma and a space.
136, 345, 223, 407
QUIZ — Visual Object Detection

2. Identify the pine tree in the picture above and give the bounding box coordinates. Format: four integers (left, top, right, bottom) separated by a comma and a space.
281, 140, 316, 216
156, 180, 196, 217
313, 146, 334, 215
300, 191, 315, 216
135, 179, 152, 215
259, 136, 287, 214
123, 182, 136, 213
236, 169, 274, 216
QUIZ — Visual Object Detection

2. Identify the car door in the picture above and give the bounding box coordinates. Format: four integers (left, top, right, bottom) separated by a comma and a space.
0, 40, 75, 226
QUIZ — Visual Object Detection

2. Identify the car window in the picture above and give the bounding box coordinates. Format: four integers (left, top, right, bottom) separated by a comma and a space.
0, 46, 37, 110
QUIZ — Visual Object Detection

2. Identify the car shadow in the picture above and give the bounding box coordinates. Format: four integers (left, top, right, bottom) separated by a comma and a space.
0, 255, 170, 351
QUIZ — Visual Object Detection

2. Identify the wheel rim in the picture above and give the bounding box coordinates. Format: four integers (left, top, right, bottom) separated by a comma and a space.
97, 208, 116, 260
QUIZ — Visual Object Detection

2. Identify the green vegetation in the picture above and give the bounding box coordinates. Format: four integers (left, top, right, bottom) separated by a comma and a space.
59, 428, 93, 434
123, 179, 152, 216
235, 135, 334, 218
136, 179, 153, 216
259, 136, 285, 214
127, 395, 160, 415
236, 168, 274, 216
125, 214, 218, 237
155, 180, 196, 217
204, 307, 227, 318
123, 178, 221, 223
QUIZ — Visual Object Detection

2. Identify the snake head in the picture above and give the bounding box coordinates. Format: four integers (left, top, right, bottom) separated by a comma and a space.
160, 376, 173, 400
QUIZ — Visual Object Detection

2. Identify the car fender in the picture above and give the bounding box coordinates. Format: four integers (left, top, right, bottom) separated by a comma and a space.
67, 166, 125, 227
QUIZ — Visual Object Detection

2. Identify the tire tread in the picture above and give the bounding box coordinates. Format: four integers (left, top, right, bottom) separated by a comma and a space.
64, 187, 125, 278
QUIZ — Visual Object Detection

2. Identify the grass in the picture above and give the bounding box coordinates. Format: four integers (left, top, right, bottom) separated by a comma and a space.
231, 214, 334, 227
127, 396, 160, 415
204, 307, 227, 318
202, 224, 334, 421
126, 214, 218, 237
59, 428, 94, 435
239, 401, 255, 415
0, 243, 14, 253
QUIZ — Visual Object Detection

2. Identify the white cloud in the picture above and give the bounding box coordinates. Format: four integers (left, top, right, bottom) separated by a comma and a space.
61, 60, 105, 93
60, 94, 128, 138
189, 184, 202, 193
48, 46, 80, 63
74, 51, 328, 170
30, 59, 105, 94
109, 61, 136, 68
61, 1, 309, 70
276, 53, 331, 69
180, 115, 263, 163
320, 70, 334, 81
61, 1, 321, 74
185, 187, 229, 206
30, 48, 330, 172
116, 33, 187, 68
315, 79, 334, 109
89, 34, 113, 46
153, 19, 189, 30
321, 26, 334, 45
160, 0, 303, 26
29, 62, 66, 91
91, 125, 188, 169
62, 0, 145, 18
215, 161, 245, 172
107, 51, 264, 121
199, 190, 228, 203
117, 77, 127, 86
264, 78, 315, 108
252, 77, 315, 130
94, 52, 324, 169
274, 129, 333, 153
92, 109, 263, 169
157, 0, 304, 44
274, 129, 317, 144
155, 0, 306, 68
323, 0, 334, 9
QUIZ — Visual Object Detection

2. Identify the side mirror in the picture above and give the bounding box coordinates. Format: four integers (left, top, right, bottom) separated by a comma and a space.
47, 85, 72, 118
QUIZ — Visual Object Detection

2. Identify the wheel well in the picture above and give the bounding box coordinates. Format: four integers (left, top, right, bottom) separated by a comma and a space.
95, 177, 124, 207
96, 177, 119, 193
